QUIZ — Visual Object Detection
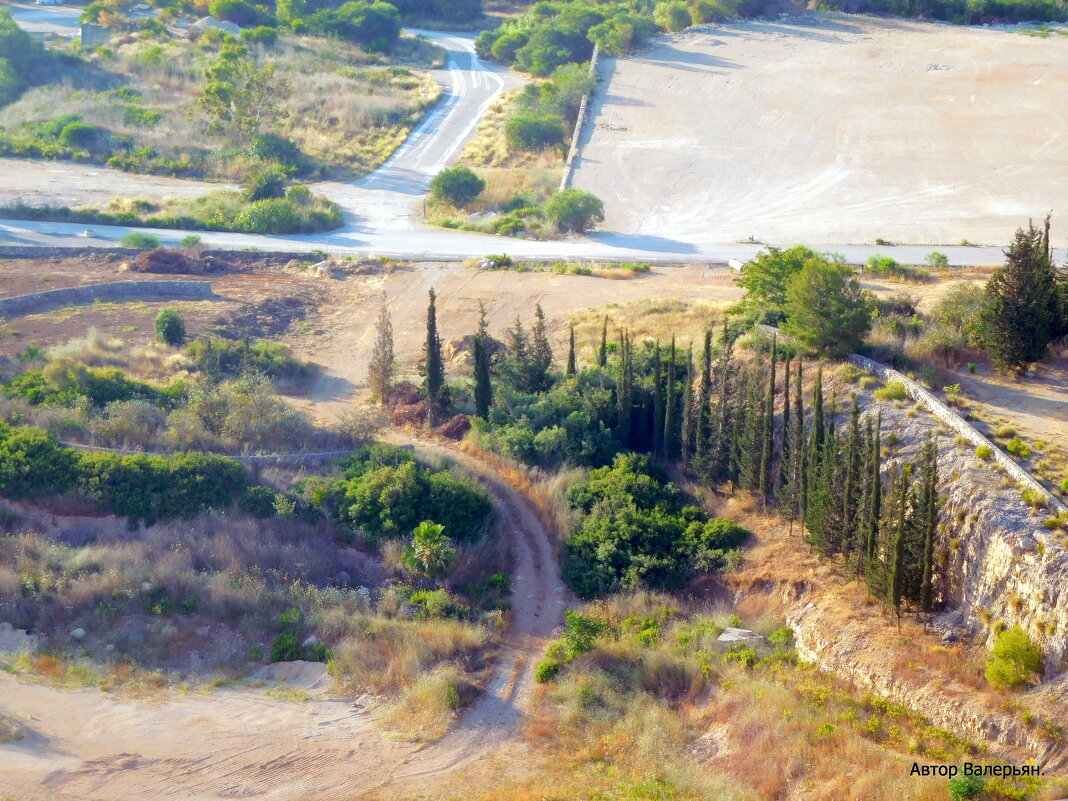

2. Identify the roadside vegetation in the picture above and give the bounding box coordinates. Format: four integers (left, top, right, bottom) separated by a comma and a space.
430, 64, 605, 238
0, 19, 442, 183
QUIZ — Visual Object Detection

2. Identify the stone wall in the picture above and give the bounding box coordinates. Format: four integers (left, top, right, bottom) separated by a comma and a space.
559, 44, 601, 191
0, 280, 214, 318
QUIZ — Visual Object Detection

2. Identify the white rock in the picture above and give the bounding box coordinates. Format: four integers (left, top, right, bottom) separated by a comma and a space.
70, 628, 86, 640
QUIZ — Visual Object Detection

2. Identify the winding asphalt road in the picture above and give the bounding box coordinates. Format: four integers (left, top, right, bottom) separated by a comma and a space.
0, 29, 1043, 265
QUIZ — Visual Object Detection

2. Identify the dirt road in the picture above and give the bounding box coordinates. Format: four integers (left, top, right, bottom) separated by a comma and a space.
0, 433, 564, 800
573, 15, 1068, 248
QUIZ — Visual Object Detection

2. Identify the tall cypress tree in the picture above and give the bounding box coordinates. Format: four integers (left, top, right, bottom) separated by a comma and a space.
758, 338, 777, 499
694, 328, 713, 469
664, 335, 677, 459
473, 302, 492, 419
840, 400, 861, 559
711, 318, 736, 484
566, 322, 577, 377
887, 465, 911, 624
652, 340, 664, 458
680, 343, 695, 460
598, 316, 609, 367
529, 303, 554, 392
367, 299, 394, 406
865, 412, 882, 565
780, 355, 791, 488
811, 363, 825, 454
616, 331, 633, 446
918, 436, 939, 612
423, 288, 447, 426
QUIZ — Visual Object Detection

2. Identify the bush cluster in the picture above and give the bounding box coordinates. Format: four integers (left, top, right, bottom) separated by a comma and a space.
562, 453, 749, 598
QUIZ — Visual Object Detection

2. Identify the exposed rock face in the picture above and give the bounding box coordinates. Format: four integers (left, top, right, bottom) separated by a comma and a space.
861, 394, 1068, 673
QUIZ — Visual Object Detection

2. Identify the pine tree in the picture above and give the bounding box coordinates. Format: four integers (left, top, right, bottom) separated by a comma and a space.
758, 337, 777, 499
653, 340, 664, 458
473, 302, 492, 419
980, 215, 1063, 370
598, 316, 609, 367
664, 335, 678, 459
566, 322, 577, 377
529, 303, 554, 392
367, 299, 394, 406
423, 289, 447, 426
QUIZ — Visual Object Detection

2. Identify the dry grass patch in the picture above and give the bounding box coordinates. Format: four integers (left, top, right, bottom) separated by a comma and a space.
571, 297, 733, 348
376, 663, 474, 741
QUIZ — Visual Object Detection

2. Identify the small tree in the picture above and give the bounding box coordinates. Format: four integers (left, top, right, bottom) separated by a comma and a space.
504, 113, 566, 150
654, 0, 691, 31
154, 308, 186, 347
422, 288, 447, 426
781, 257, 871, 357
430, 166, 485, 208
543, 189, 605, 233
402, 520, 456, 577
367, 300, 394, 406
985, 625, 1043, 689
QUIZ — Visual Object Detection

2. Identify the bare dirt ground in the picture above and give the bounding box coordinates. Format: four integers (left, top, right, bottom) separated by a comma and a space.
574, 14, 1068, 248
0, 432, 564, 801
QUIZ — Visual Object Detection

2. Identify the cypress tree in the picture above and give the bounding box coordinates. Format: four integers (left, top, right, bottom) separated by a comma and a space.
855, 418, 873, 576
422, 288, 446, 427
780, 355, 791, 489
711, 318, 736, 484
598, 316, 608, 367
653, 340, 664, 458
529, 303, 554, 392
888, 465, 911, 624
758, 337, 777, 499
739, 371, 765, 493
840, 400, 860, 559
566, 322, 577, 377
616, 331, 633, 446
865, 412, 882, 565
367, 299, 394, 406
680, 343, 695, 460
664, 335, 677, 459
694, 328, 713, 469
918, 436, 939, 612
811, 363, 825, 453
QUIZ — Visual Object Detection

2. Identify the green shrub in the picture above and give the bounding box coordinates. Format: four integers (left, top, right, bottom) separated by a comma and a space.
534, 659, 560, 682
239, 485, 279, 519
154, 308, 186, 347
0, 426, 79, 499
543, 188, 604, 233
873, 380, 908, 401
179, 234, 202, 248
58, 121, 99, 148
654, 0, 691, 30
975, 445, 993, 460
1021, 488, 1048, 511
985, 625, 1042, 689
430, 166, 485, 208
240, 25, 278, 45
247, 133, 302, 170
121, 231, 162, 249
271, 631, 302, 661
768, 627, 793, 645
244, 168, 288, 202
1005, 436, 1031, 459
947, 774, 984, 801
504, 113, 566, 151
926, 251, 950, 270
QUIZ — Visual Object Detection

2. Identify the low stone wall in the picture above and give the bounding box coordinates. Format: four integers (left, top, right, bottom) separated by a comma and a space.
848, 353, 1067, 514
0, 280, 214, 318
559, 44, 601, 191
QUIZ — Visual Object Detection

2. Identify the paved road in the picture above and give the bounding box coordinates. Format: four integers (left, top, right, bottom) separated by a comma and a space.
0, 25, 1036, 266
5, 0, 82, 37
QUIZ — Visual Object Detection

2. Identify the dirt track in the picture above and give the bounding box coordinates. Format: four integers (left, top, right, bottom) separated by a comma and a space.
574, 15, 1068, 247
0, 433, 564, 801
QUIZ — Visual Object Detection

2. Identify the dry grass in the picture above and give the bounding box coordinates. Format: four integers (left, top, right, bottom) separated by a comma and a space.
570, 297, 733, 351
376, 663, 472, 741
0, 712, 24, 743
460, 90, 564, 170
329, 616, 490, 697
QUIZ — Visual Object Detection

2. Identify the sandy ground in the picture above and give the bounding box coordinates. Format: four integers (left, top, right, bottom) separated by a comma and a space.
0, 432, 565, 801
574, 14, 1068, 248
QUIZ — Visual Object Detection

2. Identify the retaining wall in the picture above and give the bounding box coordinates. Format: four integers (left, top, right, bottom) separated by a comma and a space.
559, 44, 601, 191
0, 280, 214, 318
847, 353, 1067, 514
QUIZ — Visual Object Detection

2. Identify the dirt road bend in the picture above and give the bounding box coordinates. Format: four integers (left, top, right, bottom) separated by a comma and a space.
0, 435, 566, 800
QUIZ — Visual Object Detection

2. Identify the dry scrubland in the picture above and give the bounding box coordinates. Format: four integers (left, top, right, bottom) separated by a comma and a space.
575, 15, 1068, 246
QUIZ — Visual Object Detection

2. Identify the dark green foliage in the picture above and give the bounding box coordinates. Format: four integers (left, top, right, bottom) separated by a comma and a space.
240, 484, 279, 518
0, 9, 51, 107
562, 453, 748, 597
270, 607, 330, 662
78, 450, 247, 524
947, 775, 985, 801
154, 308, 186, 347
247, 133, 303, 171
243, 168, 288, 201
430, 166, 485, 208
473, 307, 493, 419
820, 0, 1064, 23
504, 113, 567, 150
0, 426, 78, 499
979, 216, 1065, 371
58, 122, 99, 148
500, 306, 553, 394
121, 232, 162, 249
566, 322, 577, 377
733, 245, 816, 321
653, 1, 691, 31
240, 25, 279, 45
781, 257, 872, 357
303, 1, 402, 46
543, 188, 605, 232
598, 316, 609, 367
3, 363, 185, 409
422, 288, 447, 426
185, 336, 305, 381
334, 445, 490, 542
